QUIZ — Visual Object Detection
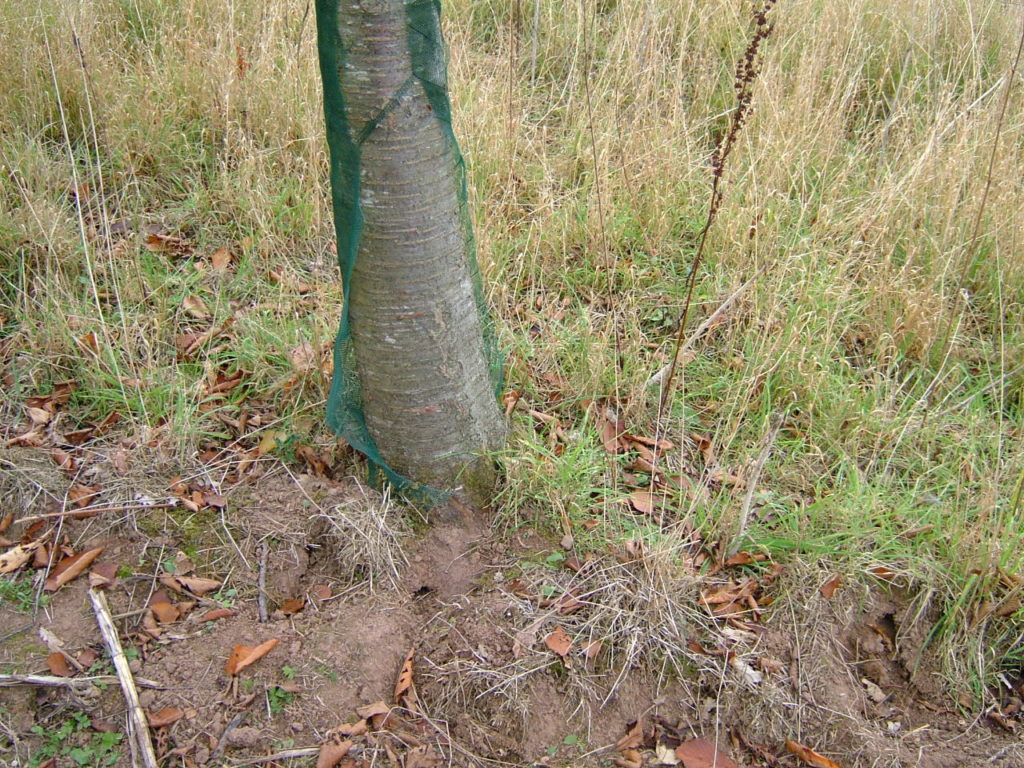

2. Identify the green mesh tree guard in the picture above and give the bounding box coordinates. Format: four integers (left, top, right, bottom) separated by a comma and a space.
315, 0, 503, 505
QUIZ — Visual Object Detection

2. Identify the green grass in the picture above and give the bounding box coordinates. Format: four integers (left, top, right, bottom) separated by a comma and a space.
0, 575, 46, 614
28, 711, 123, 768
0, 0, 1022, 702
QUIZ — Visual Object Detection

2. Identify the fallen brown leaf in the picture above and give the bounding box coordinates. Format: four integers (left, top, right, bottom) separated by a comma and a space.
202, 492, 226, 509
91, 718, 117, 734
354, 701, 389, 720
723, 551, 767, 567
0, 540, 43, 574
200, 608, 236, 622
502, 389, 521, 416
544, 626, 572, 658
701, 579, 759, 606
582, 640, 603, 660
623, 433, 673, 451
32, 542, 52, 569
148, 707, 185, 728
26, 406, 52, 426
88, 562, 118, 589
68, 484, 101, 509
592, 404, 627, 454
6, 428, 45, 447
25, 381, 77, 410
45, 546, 105, 591
226, 637, 280, 675
296, 444, 331, 476
327, 720, 367, 740
988, 711, 1017, 731
616, 719, 644, 751
628, 489, 664, 516
23, 520, 49, 542
675, 738, 739, 768
160, 574, 222, 596
182, 295, 210, 319
405, 745, 442, 768
310, 584, 332, 601
46, 652, 72, 677
51, 449, 77, 472
281, 598, 305, 615
315, 739, 352, 768
150, 601, 180, 624
690, 433, 715, 464
868, 565, 896, 581
145, 232, 191, 255
210, 246, 232, 271
393, 646, 416, 704
142, 610, 161, 638
820, 574, 842, 599
785, 739, 844, 768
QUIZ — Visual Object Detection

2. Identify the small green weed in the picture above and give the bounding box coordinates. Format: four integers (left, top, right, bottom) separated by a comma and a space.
29, 711, 123, 767
0, 575, 45, 613
266, 686, 294, 715
214, 587, 239, 608
316, 663, 339, 682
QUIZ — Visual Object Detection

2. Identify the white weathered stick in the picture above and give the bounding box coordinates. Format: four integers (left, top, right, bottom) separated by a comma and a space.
89, 588, 159, 768
726, 411, 785, 559
257, 542, 269, 623
0, 673, 164, 689
648, 266, 767, 388
229, 747, 321, 766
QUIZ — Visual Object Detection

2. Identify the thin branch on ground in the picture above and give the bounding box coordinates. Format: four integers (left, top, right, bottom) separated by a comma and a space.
89, 587, 159, 768
257, 541, 269, 623
0, 673, 164, 690
13, 502, 172, 527
725, 410, 785, 560
210, 709, 251, 765
228, 747, 321, 766
648, 265, 768, 389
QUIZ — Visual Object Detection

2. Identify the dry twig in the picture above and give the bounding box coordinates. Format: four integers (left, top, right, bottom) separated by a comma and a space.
648, 265, 768, 389
89, 587, 160, 768
725, 411, 785, 559
228, 747, 321, 766
0, 673, 164, 689
13, 503, 172, 527
257, 541, 269, 623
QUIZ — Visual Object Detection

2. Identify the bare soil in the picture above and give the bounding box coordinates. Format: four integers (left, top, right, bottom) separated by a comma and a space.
2, 467, 1022, 768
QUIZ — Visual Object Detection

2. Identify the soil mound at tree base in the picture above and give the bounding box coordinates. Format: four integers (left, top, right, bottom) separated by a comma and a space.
2, 472, 1021, 767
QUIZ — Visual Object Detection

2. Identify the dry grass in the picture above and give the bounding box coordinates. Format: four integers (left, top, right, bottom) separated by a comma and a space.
314, 484, 410, 591
1, 0, 1023, 704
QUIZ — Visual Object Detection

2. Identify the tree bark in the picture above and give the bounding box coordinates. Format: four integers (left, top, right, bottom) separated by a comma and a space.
317, 0, 505, 501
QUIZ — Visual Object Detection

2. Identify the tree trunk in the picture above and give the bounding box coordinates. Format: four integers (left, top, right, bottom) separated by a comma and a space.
316, 0, 505, 502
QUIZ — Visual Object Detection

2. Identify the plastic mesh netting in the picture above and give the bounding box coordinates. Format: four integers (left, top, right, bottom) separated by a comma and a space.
315, 0, 502, 504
